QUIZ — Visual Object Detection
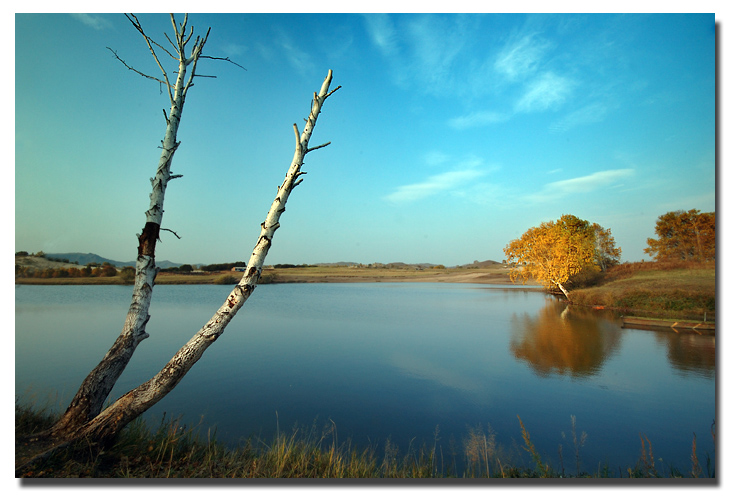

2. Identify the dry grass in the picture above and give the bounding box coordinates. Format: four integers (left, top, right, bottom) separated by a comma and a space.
570, 261, 715, 320
16, 404, 714, 479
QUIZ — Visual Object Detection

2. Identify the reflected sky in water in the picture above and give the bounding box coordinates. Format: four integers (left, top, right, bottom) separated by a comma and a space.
15, 283, 715, 474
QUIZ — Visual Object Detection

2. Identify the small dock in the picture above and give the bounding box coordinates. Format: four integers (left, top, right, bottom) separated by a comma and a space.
622, 316, 715, 334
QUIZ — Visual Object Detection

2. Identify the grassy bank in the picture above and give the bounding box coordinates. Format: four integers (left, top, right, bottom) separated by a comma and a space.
16, 403, 714, 479
569, 262, 715, 321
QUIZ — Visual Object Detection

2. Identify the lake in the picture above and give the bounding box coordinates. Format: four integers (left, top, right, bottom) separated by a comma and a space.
15, 283, 715, 475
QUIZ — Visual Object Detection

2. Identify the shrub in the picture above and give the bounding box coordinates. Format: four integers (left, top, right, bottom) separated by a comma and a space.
214, 274, 239, 285
120, 267, 135, 284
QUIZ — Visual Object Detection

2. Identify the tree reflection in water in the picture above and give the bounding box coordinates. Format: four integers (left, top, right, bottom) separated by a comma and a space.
652, 330, 715, 379
510, 300, 623, 378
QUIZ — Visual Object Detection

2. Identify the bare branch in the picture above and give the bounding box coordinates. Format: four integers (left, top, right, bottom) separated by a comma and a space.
160, 228, 181, 239
106, 47, 169, 87
200, 55, 247, 70
125, 13, 174, 104
325, 85, 343, 99
293, 122, 302, 153
306, 142, 332, 154
183, 27, 210, 95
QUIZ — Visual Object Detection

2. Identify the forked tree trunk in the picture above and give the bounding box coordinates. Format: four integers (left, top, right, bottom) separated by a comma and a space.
45, 14, 207, 439
17, 69, 340, 473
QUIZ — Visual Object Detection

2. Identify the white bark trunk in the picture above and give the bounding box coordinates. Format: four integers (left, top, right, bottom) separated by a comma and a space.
556, 281, 570, 301
48, 16, 204, 437
54, 70, 340, 443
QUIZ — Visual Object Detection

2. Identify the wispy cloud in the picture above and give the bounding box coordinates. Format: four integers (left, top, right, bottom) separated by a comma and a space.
385, 168, 486, 203
494, 34, 551, 80
423, 150, 450, 166
69, 14, 111, 30
362, 14, 399, 57
515, 72, 573, 113
526, 169, 634, 202
363, 14, 486, 98
404, 15, 470, 91
275, 28, 314, 76
219, 42, 246, 59
549, 102, 610, 132
448, 110, 509, 130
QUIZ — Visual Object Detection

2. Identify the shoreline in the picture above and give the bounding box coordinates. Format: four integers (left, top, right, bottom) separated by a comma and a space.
14, 267, 542, 287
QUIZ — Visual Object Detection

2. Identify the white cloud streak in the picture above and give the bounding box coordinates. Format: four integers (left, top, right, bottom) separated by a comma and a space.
515, 72, 573, 113
362, 14, 399, 57
385, 169, 486, 203
275, 28, 314, 76
70, 14, 111, 30
448, 110, 509, 130
494, 34, 551, 80
526, 169, 634, 202
549, 102, 610, 132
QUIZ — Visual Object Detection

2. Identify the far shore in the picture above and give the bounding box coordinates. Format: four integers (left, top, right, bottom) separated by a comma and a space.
14, 266, 542, 287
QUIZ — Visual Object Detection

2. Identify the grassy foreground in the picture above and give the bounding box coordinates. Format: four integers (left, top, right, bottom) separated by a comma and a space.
569, 261, 715, 321
16, 403, 714, 479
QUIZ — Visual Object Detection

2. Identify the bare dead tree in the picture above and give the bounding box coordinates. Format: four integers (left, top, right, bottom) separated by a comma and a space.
16, 14, 339, 472
44, 14, 208, 441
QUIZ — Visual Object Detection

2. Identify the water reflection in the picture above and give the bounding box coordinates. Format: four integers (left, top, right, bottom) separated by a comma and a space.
652, 331, 715, 378
510, 300, 622, 378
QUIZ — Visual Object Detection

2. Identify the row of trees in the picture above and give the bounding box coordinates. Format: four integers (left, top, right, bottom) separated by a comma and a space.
504, 209, 715, 300
15, 262, 119, 278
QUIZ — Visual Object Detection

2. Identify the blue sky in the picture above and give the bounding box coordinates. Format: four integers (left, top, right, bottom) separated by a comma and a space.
15, 11, 717, 266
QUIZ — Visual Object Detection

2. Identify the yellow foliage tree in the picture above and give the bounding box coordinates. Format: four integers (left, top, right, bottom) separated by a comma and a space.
504, 214, 601, 299
645, 209, 715, 262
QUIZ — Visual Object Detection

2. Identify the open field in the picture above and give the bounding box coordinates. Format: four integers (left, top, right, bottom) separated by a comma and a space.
259, 265, 529, 284
14, 265, 536, 286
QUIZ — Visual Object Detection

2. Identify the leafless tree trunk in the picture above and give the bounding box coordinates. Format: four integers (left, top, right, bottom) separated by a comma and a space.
16, 14, 339, 473
62, 69, 339, 445
46, 14, 208, 439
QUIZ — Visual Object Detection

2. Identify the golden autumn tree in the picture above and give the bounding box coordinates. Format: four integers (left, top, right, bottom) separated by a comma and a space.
592, 223, 621, 271
504, 214, 603, 300
645, 209, 715, 262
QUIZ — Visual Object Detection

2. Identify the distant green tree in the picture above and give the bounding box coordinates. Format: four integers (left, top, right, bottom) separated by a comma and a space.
178, 264, 194, 273
120, 267, 135, 284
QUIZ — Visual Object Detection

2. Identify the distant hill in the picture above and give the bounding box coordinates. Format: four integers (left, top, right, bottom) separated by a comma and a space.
45, 253, 181, 269
457, 260, 503, 269
27, 254, 501, 271
313, 262, 361, 267
314, 262, 440, 269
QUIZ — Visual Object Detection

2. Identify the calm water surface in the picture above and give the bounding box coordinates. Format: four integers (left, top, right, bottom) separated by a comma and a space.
15, 283, 715, 474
